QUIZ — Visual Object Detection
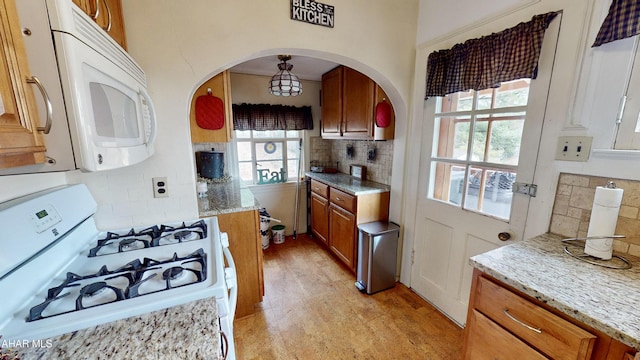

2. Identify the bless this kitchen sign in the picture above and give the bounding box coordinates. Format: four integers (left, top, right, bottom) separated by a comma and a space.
290, 0, 334, 28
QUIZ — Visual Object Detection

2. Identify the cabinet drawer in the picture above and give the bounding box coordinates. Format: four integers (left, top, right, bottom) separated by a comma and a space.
474, 276, 596, 360
465, 309, 547, 360
329, 188, 356, 213
310, 179, 329, 198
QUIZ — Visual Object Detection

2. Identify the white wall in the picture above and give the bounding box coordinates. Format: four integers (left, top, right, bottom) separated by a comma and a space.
51, 0, 415, 230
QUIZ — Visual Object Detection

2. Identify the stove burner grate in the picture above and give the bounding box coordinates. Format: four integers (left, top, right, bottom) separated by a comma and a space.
28, 248, 208, 321
89, 220, 208, 256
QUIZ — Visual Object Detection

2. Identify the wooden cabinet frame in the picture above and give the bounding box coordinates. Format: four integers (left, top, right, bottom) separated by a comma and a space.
0, 0, 46, 169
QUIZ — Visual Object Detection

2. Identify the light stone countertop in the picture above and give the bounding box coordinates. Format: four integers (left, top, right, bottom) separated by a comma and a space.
198, 178, 260, 217
12, 298, 222, 360
305, 172, 390, 195
471, 233, 640, 349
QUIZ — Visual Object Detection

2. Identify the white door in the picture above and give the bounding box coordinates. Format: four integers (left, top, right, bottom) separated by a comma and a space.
409, 18, 560, 325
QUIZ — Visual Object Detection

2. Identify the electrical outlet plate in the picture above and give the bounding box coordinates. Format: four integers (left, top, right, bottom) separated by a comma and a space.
152, 177, 168, 198
555, 136, 593, 162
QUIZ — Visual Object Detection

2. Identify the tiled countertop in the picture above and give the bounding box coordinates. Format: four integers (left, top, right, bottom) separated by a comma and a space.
471, 233, 640, 349
305, 172, 390, 195
198, 178, 260, 217
12, 298, 222, 360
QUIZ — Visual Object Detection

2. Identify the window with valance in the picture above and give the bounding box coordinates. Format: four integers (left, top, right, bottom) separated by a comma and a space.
424, 11, 558, 98
232, 103, 313, 131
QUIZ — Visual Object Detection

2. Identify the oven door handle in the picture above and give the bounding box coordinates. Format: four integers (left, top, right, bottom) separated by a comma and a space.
221, 232, 238, 323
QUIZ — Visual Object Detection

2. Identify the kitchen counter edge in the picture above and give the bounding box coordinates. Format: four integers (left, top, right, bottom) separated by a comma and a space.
198, 178, 261, 217
305, 171, 390, 195
13, 297, 223, 360
470, 233, 640, 350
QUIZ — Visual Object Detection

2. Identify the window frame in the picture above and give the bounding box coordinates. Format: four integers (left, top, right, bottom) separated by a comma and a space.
234, 130, 302, 185
430, 81, 530, 220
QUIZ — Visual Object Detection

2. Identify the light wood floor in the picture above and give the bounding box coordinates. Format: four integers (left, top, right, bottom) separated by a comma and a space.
233, 233, 464, 359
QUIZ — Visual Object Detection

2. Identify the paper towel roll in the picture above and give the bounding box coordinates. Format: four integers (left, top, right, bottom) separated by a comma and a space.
584, 185, 624, 260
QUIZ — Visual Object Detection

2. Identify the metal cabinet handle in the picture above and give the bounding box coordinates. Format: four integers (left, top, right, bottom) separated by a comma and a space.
102, 0, 112, 32
314, 187, 320, 191
335, 197, 342, 201
26, 76, 52, 134
91, 0, 112, 32
503, 308, 542, 334
90, 0, 100, 19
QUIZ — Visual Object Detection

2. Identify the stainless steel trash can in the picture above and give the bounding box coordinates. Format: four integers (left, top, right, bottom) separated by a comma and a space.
355, 221, 400, 294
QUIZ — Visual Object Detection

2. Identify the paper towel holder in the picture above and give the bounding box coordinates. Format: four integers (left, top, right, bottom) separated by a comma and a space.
562, 237, 631, 269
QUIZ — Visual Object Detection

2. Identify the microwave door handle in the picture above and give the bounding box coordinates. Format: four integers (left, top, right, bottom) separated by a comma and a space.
139, 88, 157, 148
26, 76, 53, 134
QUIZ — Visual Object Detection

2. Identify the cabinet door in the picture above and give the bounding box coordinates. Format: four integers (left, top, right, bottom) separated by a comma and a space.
342, 67, 374, 138
329, 204, 356, 271
216, 210, 263, 319
80, 0, 127, 50
464, 310, 548, 360
0, 0, 46, 169
321, 66, 342, 137
310, 192, 329, 246
190, 71, 233, 143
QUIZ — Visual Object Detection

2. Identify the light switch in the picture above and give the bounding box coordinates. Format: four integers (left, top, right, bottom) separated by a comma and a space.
555, 136, 592, 162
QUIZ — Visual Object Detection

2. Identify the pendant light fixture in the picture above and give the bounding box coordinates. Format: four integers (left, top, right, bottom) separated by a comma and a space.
269, 55, 302, 96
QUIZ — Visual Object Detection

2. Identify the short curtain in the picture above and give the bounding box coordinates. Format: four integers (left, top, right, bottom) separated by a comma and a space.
424, 12, 558, 98
232, 103, 313, 131
593, 0, 640, 47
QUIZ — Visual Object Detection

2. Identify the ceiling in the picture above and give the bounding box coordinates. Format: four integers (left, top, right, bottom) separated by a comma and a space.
229, 55, 338, 81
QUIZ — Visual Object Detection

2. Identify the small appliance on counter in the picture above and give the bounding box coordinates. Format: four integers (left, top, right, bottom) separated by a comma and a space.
197, 149, 225, 179
310, 160, 338, 173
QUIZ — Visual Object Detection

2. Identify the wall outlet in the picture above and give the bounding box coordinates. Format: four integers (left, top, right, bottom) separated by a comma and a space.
152, 177, 168, 198
555, 136, 592, 162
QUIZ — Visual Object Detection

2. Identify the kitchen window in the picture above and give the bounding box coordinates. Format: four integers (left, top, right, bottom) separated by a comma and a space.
429, 79, 529, 220
235, 130, 302, 185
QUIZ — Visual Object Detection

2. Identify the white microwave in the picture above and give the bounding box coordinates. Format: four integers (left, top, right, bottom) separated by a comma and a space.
43, 0, 157, 172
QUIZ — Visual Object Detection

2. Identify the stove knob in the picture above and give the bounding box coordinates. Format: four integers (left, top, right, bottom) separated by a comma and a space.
220, 232, 229, 248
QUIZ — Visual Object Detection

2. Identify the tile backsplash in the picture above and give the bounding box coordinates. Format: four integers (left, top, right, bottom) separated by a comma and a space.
550, 173, 640, 256
310, 137, 393, 185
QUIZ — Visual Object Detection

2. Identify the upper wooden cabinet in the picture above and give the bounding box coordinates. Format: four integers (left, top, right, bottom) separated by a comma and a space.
73, 0, 127, 50
189, 70, 233, 143
0, 0, 46, 169
321, 66, 395, 140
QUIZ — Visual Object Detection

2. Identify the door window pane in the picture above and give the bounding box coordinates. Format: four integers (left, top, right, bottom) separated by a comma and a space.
430, 79, 529, 220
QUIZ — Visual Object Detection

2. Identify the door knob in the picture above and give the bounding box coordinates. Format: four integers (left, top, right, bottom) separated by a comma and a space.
498, 232, 511, 241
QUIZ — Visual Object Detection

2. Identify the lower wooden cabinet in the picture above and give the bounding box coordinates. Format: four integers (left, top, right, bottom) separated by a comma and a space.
463, 269, 637, 360
214, 209, 263, 319
465, 309, 547, 360
329, 203, 356, 269
310, 192, 329, 246
309, 178, 389, 273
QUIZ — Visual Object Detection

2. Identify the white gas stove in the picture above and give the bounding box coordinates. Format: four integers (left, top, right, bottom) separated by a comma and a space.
0, 184, 236, 359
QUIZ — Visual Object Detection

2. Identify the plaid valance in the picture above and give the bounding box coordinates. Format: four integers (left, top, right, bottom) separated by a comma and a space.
425, 12, 558, 98
232, 103, 313, 131
593, 0, 640, 47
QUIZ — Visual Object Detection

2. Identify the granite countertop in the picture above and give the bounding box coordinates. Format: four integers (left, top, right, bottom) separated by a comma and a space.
471, 233, 640, 349
198, 178, 260, 217
12, 298, 223, 360
305, 171, 390, 195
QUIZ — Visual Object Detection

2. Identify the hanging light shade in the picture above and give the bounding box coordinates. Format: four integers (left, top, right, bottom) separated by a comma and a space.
269, 55, 302, 96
